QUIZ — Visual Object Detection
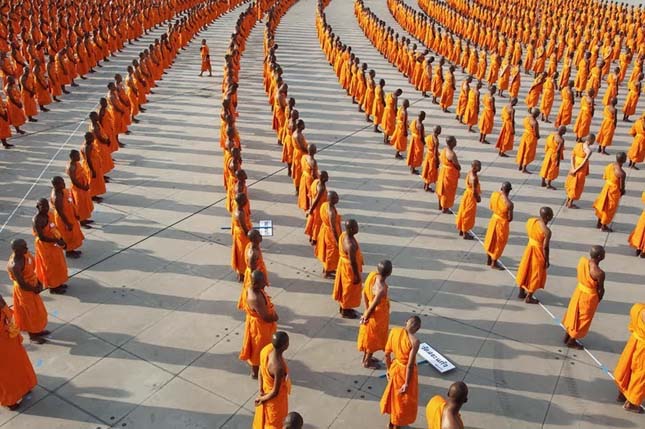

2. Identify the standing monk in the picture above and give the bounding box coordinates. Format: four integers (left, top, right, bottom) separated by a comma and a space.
238, 229, 269, 310
380, 316, 421, 429
391, 99, 409, 160
597, 98, 618, 155
561, 246, 606, 349
315, 191, 341, 278
7, 239, 49, 344
406, 111, 424, 174
540, 127, 566, 190
455, 160, 481, 240
555, 80, 574, 128
253, 332, 291, 429
199, 39, 212, 77
4, 76, 26, 134
496, 98, 517, 157
240, 270, 278, 379
421, 126, 440, 192
357, 260, 391, 369
440, 65, 455, 113
478, 85, 495, 143
436, 136, 461, 213
573, 89, 595, 141
333, 219, 363, 319
614, 303, 645, 413
66, 150, 94, 228
627, 114, 645, 170
32, 199, 69, 294
231, 193, 252, 281
628, 192, 645, 257
565, 134, 594, 208
593, 153, 627, 232
0, 295, 38, 410
516, 108, 540, 174
426, 382, 469, 429
51, 176, 84, 258
484, 182, 513, 270
516, 207, 553, 304
305, 171, 328, 245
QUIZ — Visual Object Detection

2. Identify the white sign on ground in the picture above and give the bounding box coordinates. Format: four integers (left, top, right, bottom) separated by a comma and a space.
256, 220, 273, 236
418, 342, 455, 374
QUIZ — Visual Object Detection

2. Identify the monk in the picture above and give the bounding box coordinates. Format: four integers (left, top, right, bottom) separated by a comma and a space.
627, 114, 645, 170
628, 192, 645, 257
478, 85, 495, 143
496, 98, 517, 157
239, 229, 269, 310
380, 316, 421, 429
614, 302, 645, 413
315, 191, 341, 278
426, 382, 468, 429
32, 198, 69, 294
240, 270, 278, 379
19, 68, 38, 122
484, 182, 513, 270
231, 193, 252, 281
199, 39, 212, 77
539, 127, 566, 190
0, 93, 12, 148
391, 99, 409, 159
455, 76, 471, 123
372, 79, 386, 133
565, 134, 594, 208
622, 75, 642, 122
561, 246, 606, 349
305, 171, 328, 245
253, 331, 291, 429
51, 176, 84, 258
455, 160, 481, 239
516, 108, 540, 173
463, 80, 481, 133
7, 239, 49, 344
440, 65, 456, 112
516, 207, 553, 304
525, 72, 545, 112
555, 80, 574, 128
0, 295, 38, 410
298, 144, 318, 212
381, 88, 402, 144
540, 72, 557, 123
406, 111, 425, 174
358, 260, 391, 369
436, 136, 461, 213
597, 98, 618, 155
80, 132, 106, 203
334, 219, 363, 319
574, 89, 595, 141
5, 76, 25, 134
421, 125, 440, 192
66, 150, 94, 228
283, 412, 303, 429
593, 153, 626, 232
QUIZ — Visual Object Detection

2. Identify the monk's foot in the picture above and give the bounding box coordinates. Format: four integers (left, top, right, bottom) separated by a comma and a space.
566, 338, 584, 350
7, 403, 20, 411
133, 118, 140, 124
601, 225, 613, 233
29, 335, 47, 344
16, 128, 26, 135
547, 185, 556, 190
394, 153, 404, 160
50, 287, 66, 295
482, 139, 490, 144
104, 176, 111, 183
499, 152, 508, 157
341, 309, 359, 319
640, 252, 645, 259
563, 333, 570, 344
486, 255, 492, 266
459, 231, 463, 236
125, 130, 132, 135
2, 142, 14, 149
636, 250, 642, 257
28, 117, 37, 122
541, 180, 546, 187
54, 97, 61, 102
442, 208, 451, 214
569, 203, 579, 209
92, 196, 104, 203
63, 89, 70, 94
71, 83, 79, 87
80, 76, 87, 80
324, 271, 336, 279
374, 127, 381, 133
40, 106, 50, 112
630, 164, 640, 170
521, 168, 531, 174
140, 107, 147, 112
237, 273, 244, 282
518, 288, 527, 299
363, 359, 381, 369
410, 169, 419, 175
443, 108, 449, 113
616, 393, 626, 403
463, 232, 474, 240
66, 250, 81, 259
623, 402, 643, 414
525, 296, 540, 304
491, 261, 504, 270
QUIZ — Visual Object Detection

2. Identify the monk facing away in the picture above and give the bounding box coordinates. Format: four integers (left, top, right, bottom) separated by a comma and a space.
483, 182, 514, 270
426, 381, 469, 429
539, 126, 566, 190
358, 260, 392, 369
0, 295, 38, 410
516, 207, 554, 304
628, 192, 645, 258
593, 152, 627, 232
614, 303, 645, 413
315, 191, 341, 278
455, 160, 481, 240
253, 331, 291, 429
51, 176, 84, 258
231, 193, 252, 281
380, 315, 421, 429
283, 411, 303, 429
561, 246, 606, 349
239, 229, 269, 311
436, 136, 461, 213
565, 134, 594, 209
32, 198, 69, 294
333, 219, 363, 319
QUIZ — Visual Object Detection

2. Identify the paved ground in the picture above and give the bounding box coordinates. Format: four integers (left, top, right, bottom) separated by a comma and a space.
0, 0, 644, 428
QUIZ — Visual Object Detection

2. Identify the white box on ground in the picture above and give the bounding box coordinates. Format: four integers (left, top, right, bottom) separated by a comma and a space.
418, 342, 455, 374
255, 220, 273, 237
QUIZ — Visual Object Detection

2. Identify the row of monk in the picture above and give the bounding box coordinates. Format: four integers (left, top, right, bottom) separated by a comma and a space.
0, 0, 239, 413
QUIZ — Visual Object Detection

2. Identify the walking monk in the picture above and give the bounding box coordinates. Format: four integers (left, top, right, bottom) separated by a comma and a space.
199, 39, 212, 77
253, 332, 291, 428
516, 108, 540, 174
540, 127, 566, 190
315, 191, 341, 278
32, 198, 69, 294
484, 182, 513, 270
406, 111, 425, 174
0, 295, 38, 410
455, 160, 481, 240
240, 270, 278, 379
516, 207, 553, 304
231, 193, 252, 281
358, 260, 391, 369
614, 302, 645, 413
561, 246, 606, 349
426, 382, 469, 429
597, 98, 618, 155
333, 219, 363, 319
421, 125, 440, 192
565, 134, 594, 208
628, 192, 645, 257
51, 176, 84, 258
593, 153, 626, 232
436, 136, 461, 213
380, 316, 421, 429
7, 239, 49, 344
496, 98, 517, 157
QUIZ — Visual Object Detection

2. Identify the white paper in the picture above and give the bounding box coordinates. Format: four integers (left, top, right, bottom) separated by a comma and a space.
418, 342, 455, 373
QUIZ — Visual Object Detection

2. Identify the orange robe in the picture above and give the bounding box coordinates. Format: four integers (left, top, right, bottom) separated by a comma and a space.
628, 192, 645, 253
332, 232, 363, 310
614, 303, 645, 407
5, 84, 25, 127
436, 148, 459, 210
8, 251, 47, 333
426, 395, 463, 429
379, 327, 418, 426
478, 93, 494, 134
515, 218, 547, 294
357, 272, 390, 354
239, 289, 277, 367
406, 119, 423, 168
200, 45, 211, 72
0, 307, 38, 407
297, 156, 316, 212
33, 212, 69, 289
314, 202, 341, 272
516, 117, 538, 167
562, 257, 600, 340
593, 163, 622, 225
372, 85, 385, 125
391, 106, 408, 152
455, 173, 479, 232
463, 88, 479, 127
0, 97, 11, 139
540, 78, 555, 117
565, 142, 590, 201
52, 188, 85, 251
439, 73, 454, 109
622, 81, 640, 117
525, 78, 543, 109
555, 88, 573, 127
483, 191, 510, 260
381, 94, 396, 136
496, 105, 514, 153
66, 163, 94, 222
421, 134, 438, 186
252, 344, 291, 429
238, 242, 269, 311
231, 211, 252, 275
573, 96, 593, 140
628, 120, 645, 164
596, 106, 616, 148
304, 179, 327, 241
81, 143, 106, 197
539, 134, 563, 181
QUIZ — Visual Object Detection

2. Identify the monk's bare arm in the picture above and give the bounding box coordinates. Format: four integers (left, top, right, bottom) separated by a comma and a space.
507, 201, 514, 222
362, 284, 384, 321
543, 228, 551, 268
308, 184, 324, 216
259, 364, 284, 403
238, 210, 250, 235
251, 293, 278, 323
348, 239, 360, 284
401, 338, 420, 393
53, 192, 73, 230
9, 259, 41, 292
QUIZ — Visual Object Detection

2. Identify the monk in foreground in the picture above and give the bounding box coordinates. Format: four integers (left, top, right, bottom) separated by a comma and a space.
426, 381, 469, 429
483, 182, 513, 269
333, 219, 363, 319
593, 152, 626, 232
283, 412, 303, 429
32, 198, 69, 294
357, 260, 392, 369
380, 316, 421, 429
516, 207, 553, 304
455, 160, 481, 239
561, 246, 606, 349
614, 303, 645, 413
253, 331, 291, 428
0, 295, 38, 410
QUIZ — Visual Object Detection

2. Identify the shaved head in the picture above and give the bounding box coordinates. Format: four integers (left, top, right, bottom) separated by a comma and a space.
448, 381, 468, 404
283, 412, 303, 429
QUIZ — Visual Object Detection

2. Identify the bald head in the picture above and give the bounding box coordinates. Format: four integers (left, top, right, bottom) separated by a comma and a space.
272, 331, 289, 351
283, 412, 303, 429
406, 315, 421, 333
448, 381, 469, 404
345, 219, 358, 236
557, 126, 567, 136
251, 270, 265, 288
539, 206, 554, 222
589, 245, 605, 262
377, 260, 393, 278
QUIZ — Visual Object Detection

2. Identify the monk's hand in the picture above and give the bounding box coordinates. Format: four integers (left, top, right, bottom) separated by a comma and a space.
399, 383, 408, 394
65, 221, 73, 231
353, 274, 361, 284
254, 396, 264, 406
545, 260, 550, 269
359, 314, 368, 324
